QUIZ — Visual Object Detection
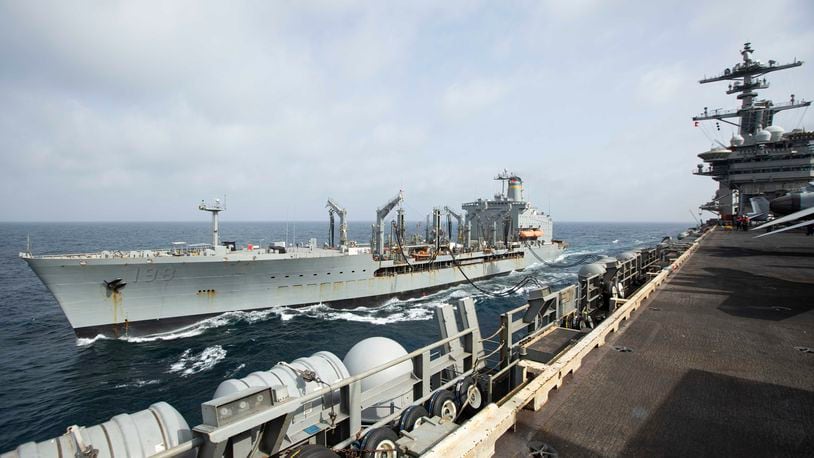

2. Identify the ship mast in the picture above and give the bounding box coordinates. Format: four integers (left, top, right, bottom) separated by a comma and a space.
198, 199, 225, 247
693, 42, 810, 140
692, 43, 813, 220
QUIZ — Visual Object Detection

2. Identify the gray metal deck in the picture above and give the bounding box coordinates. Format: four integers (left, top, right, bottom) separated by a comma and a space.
496, 229, 814, 457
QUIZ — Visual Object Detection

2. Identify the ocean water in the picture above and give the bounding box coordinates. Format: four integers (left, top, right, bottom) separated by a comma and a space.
0, 221, 690, 451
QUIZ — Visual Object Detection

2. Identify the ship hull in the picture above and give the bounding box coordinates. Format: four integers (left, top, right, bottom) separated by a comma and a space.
25, 244, 563, 338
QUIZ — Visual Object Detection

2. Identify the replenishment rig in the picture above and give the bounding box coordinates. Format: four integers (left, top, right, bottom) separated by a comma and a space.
3, 230, 706, 458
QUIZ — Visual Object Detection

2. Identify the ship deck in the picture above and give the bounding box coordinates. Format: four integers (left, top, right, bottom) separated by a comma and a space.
495, 229, 814, 456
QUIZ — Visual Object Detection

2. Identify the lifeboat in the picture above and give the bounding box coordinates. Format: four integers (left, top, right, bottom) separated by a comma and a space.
519, 229, 544, 240
412, 249, 432, 260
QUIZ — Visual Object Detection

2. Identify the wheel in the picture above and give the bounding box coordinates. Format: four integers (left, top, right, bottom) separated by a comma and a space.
360, 427, 399, 458
455, 377, 485, 416
426, 390, 457, 422
397, 405, 428, 433
289, 443, 340, 458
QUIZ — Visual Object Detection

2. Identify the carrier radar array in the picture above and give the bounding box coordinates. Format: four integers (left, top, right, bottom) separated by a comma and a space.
692, 42, 813, 221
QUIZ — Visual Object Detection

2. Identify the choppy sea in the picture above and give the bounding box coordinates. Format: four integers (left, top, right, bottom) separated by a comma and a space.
0, 221, 690, 450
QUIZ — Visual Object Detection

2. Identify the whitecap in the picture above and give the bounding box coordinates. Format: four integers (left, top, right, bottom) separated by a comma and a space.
76, 334, 111, 346
280, 300, 440, 325
168, 345, 227, 377
226, 363, 247, 378
114, 379, 160, 389
101, 308, 284, 344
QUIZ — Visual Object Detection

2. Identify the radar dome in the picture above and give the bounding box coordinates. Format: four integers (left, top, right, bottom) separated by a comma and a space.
730, 134, 745, 147
755, 128, 771, 143
578, 263, 606, 278
766, 125, 785, 142
344, 337, 413, 421
619, 251, 638, 261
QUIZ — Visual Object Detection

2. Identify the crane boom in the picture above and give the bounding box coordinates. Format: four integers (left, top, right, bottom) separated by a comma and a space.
326, 198, 348, 247
374, 191, 404, 257
444, 206, 464, 244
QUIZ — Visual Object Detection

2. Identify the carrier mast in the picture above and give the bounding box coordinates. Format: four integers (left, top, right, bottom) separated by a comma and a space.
693, 42, 809, 138
198, 199, 225, 247
692, 43, 813, 220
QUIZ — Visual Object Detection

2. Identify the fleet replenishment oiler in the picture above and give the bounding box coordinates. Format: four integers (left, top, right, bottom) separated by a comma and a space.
20, 172, 564, 338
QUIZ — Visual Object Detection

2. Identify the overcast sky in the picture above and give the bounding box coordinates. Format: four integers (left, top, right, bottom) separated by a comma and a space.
1, 0, 812, 222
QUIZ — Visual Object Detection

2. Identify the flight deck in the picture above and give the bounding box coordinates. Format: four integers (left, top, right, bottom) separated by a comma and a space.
495, 229, 814, 457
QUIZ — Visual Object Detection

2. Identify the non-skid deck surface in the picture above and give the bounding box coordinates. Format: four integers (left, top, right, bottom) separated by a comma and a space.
496, 230, 814, 457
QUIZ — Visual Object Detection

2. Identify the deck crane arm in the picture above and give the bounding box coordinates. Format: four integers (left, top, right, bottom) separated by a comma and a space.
444, 206, 464, 244
374, 191, 404, 257
326, 198, 348, 247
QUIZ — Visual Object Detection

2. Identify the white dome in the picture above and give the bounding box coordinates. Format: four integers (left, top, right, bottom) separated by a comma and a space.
344, 337, 411, 391
766, 125, 785, 142
344, 337, 413, 421
578, 263, 606, 277
730, 134, 745, 147
755, 128, 771, 143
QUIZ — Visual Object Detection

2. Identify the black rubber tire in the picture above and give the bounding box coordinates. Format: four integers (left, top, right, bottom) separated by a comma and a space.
397, 405, 428, 433
457, 377, 485, 416
426, 390, 457, 421
360, 427, 399, 458
454, 377, 474, 408
290, 443, 340, 458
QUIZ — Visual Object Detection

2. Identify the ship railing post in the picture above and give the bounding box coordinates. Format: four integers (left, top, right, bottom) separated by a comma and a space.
499, 313, 511, 370
346, 381, 362, 436
456, 297, 484, 370
435, 304, 464, 375
412, 350, 432, 401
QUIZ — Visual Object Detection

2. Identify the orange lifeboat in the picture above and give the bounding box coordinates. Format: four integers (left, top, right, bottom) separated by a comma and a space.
412, 249, 432, 260
519, 229, 544, 240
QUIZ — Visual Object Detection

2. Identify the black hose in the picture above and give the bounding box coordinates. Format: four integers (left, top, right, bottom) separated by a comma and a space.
392, 222, 413, 268
447, 247, 543, 298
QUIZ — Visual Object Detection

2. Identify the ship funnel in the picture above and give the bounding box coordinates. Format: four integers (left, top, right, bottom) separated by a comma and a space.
507, 175, 524, 201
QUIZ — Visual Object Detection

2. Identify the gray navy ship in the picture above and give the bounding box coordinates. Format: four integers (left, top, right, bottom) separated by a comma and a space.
20, 172, 565, 338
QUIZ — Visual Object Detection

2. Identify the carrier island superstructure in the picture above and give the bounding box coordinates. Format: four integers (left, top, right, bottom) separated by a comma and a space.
20, 172, 564, 338
692, 42, 813, 220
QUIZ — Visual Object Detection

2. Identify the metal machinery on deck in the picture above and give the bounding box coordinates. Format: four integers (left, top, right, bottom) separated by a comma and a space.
2, 230, 703, 458
326, 198, 348, 249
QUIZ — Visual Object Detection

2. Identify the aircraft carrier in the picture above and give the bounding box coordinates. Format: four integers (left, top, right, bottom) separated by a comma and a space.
19, 172, 564, 338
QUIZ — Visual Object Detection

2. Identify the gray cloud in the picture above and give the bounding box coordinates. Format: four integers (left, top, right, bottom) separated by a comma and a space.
0, 0, 812, 223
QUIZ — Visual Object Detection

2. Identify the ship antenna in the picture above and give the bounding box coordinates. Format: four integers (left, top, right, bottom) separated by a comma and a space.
26, 233, 31, 255
198, 199, 225, 247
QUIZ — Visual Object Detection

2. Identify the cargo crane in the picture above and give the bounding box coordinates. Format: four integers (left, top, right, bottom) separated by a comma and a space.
326, 198, 348, 248
444, 206, 465, 245
198, 198, 224, 247
374, 191, 403, 258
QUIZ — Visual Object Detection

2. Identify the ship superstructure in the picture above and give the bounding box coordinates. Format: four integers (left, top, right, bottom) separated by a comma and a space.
692, 42, 813, 220
20, 173, 564, 338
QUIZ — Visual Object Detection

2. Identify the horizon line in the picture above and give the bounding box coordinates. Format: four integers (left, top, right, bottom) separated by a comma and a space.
0, 220, 697, 225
